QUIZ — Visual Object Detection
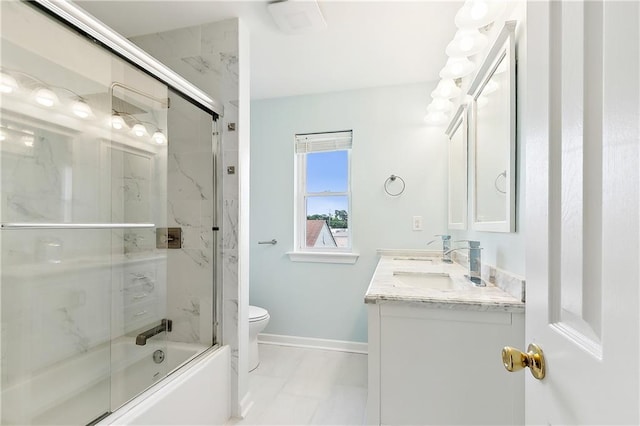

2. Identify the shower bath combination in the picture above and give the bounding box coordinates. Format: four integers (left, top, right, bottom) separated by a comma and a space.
0, 1, 225, 425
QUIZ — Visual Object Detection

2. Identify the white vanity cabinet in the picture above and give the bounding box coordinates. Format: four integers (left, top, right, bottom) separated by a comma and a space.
367, 302, 524, 425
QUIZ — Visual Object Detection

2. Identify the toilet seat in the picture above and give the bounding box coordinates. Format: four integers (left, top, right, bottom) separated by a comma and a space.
249, 305, 269, 322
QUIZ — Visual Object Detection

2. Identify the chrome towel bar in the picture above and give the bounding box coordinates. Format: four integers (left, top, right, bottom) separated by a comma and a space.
1, 223, 156, 230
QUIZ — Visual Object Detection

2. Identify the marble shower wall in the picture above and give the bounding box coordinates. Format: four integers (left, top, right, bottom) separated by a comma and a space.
165, 92, 215, 345
131, 17, 246, 413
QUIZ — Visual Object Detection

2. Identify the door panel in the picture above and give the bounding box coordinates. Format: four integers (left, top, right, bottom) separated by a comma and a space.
526, 1, 639, 423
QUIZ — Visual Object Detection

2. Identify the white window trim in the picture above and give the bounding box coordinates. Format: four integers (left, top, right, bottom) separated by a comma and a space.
286, 251, 359, 264
291, 131, 358, 264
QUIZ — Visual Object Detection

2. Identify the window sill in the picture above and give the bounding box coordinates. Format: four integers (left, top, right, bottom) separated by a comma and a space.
286, 251, 359, 264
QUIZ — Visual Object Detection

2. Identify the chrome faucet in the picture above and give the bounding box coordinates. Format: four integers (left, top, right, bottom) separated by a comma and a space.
445, 240, 484, 286
136, 319, 172, 345
427, 234, 453, 263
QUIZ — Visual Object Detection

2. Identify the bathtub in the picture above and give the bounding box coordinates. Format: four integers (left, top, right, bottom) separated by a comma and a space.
102, 343, 230, 425
1, 339, 230, 425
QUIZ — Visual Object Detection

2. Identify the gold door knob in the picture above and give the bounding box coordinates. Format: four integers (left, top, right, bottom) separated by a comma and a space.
501, 343, 546, 380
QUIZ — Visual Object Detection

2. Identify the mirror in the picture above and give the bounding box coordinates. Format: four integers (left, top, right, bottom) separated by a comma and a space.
445, 105, 468, 230
468, 21, 516, 232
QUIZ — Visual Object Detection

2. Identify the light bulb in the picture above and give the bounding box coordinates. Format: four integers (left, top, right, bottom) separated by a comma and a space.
21, 135, 34, 147
152, 130, 167, 145
427, 98, 454, 113
439, 57, 476, 79
34, 87, 58, 107
459, 35, 475, 52
431, 79, 461, 100
111, 114, 127, 130
446, 29, 488, 57
0, 72, 18, 94
470, 0, 488, 20
424, 112, 449, 127
131, 123, 147, 137
72, 99, 93, 119
455, 0, 507, 29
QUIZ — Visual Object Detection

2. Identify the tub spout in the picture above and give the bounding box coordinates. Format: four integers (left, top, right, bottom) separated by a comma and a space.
136, 319, 172, 346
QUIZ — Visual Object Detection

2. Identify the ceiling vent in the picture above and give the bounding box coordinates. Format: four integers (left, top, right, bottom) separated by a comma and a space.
267, 0, 327, 34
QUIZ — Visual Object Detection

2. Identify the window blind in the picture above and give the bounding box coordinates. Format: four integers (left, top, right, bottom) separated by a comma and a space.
295, 130, 353, 153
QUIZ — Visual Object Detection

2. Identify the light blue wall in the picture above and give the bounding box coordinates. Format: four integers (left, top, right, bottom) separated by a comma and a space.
250, 83, 448, 342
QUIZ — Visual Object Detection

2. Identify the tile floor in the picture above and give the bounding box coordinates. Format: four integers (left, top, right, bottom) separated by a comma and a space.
229, 344, 368, 425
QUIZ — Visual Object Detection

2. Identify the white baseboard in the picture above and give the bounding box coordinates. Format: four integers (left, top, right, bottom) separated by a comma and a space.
258, 333, 368, 354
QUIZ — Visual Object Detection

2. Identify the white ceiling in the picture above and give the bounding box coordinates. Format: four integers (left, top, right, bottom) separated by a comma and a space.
74, 1, 463, 100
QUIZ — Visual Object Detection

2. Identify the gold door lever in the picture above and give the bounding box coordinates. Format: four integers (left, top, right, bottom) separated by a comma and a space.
501, 343, 546, 380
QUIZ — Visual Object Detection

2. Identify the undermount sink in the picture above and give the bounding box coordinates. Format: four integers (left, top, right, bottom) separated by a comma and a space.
392, 257, 433, 261
392, 271, 455, 290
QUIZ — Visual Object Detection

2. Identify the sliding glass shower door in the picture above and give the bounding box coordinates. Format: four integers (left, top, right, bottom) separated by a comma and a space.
0, 2, 168, 424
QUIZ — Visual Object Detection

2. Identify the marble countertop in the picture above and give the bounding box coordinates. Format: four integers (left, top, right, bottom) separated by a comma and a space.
365, 254, 525, 313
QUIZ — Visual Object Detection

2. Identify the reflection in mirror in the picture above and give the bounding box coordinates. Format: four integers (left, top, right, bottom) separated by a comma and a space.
468, 21, 516, 232
445, 105, 467, 230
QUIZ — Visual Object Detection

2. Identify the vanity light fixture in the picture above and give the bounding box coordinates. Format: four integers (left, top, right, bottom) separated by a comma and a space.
21, 135, 35, 147
455, 0, 507, 30
427, 98, 455, 113
446, 29, 488, 57
131, 122, 148, 137
71, 98, 93, 119
151, 129, 167, 145
33, 87, 58, 107
424, 111, 449, 127
439, 57, 476, 79
20, 130, 35, 147
111, 113, 128, 130
431, 79, 461, 99
0, 72, 18, 94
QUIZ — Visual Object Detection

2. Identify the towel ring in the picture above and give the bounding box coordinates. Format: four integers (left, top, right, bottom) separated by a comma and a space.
384, 174, 406, 197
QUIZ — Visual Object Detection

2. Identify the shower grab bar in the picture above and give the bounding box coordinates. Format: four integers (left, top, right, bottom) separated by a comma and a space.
1, 223, 156, 230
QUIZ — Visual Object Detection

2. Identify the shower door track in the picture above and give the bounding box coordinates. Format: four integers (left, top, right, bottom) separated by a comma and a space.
1, 223, 155, 230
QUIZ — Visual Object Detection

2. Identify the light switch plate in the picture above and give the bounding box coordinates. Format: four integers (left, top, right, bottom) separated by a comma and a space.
412, 216, 423, 231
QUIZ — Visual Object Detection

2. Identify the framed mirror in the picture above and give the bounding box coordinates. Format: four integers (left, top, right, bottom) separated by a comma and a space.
445, 104, 468, 230
468, 20, 517, 232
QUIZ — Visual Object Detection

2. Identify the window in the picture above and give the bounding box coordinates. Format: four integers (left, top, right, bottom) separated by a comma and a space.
291, 130, 357, 263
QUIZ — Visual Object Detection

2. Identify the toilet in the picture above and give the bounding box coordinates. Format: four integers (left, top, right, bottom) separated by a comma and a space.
248, 305, 270, 372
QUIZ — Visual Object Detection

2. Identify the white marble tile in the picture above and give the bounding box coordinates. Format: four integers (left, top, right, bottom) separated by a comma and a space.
168, 200, 202, 227
229, 344, 368, 426
310, 385, 367, 425
281, 350, 350, 399
251, 393, 320, 425
167, 152, 212, 202
222, 199, 238, 250
233, 375, 287, 424
252, 344, 308, 380
131, 26, 201, 61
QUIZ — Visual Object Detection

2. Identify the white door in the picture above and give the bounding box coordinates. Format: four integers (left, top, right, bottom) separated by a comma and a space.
525, 0, 639, 424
